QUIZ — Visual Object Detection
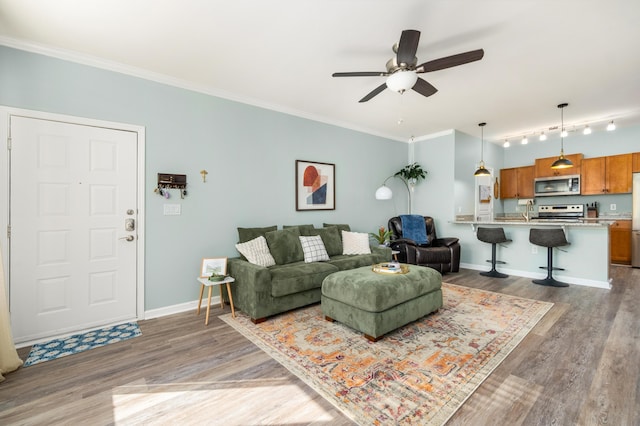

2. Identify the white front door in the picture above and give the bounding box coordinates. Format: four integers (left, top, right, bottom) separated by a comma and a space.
9, 116, 139, 343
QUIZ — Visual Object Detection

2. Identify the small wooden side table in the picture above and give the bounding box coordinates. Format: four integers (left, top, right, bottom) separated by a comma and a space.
196, 276, 236, 325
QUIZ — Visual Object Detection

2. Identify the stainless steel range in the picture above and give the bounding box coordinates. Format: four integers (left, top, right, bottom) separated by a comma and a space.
536, 204, 585, 221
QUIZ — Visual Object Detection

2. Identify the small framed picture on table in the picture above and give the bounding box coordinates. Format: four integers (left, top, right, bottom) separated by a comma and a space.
200, 257, 228, 278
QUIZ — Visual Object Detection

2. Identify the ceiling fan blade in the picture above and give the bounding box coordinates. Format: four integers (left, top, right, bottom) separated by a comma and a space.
397, 30, 420, 66
359, 83, 388, 103
416, 49, 485, 73
332, 71, 387, 77
412, 78, 438, 98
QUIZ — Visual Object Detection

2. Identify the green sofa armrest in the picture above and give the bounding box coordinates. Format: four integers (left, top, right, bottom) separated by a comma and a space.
371, 245, 392, 262
228, 257, 273, 318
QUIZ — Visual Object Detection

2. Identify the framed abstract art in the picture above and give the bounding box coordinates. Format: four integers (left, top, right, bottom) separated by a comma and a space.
295, 160, 335, 211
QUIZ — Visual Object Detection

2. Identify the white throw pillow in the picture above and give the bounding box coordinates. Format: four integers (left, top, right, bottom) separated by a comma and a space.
299, 235, 330, 263
342, 230, 371, 255
235, 236, 276, 267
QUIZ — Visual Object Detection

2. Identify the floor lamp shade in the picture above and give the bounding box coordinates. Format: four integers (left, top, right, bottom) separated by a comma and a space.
375, 185, 393, 200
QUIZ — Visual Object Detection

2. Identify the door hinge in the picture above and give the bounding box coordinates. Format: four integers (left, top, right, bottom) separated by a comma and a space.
6, 137, 11, 150
6, 225, 10, 239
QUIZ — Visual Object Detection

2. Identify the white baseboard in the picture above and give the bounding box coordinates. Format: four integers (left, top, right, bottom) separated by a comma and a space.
143, 295, 222, 320
459, 263, 611, 290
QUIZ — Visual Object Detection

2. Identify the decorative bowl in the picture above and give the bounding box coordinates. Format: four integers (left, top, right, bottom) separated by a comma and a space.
208, 274, 227, 282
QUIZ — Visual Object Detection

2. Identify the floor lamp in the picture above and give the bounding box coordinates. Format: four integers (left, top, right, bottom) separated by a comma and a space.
375, 176, 412, 214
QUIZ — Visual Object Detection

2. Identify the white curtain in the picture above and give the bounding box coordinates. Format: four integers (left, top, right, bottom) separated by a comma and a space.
0, 247, 22, 382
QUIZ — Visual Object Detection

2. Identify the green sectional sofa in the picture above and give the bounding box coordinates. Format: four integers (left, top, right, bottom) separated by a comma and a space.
228, 224, 391, 323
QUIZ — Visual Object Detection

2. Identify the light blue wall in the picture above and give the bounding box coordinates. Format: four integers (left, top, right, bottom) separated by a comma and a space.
411, 132, 458, 239
0, 46, 407, 310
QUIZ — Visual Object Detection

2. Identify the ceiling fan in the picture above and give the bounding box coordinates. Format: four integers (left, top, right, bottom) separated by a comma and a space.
332, 29, 484, 103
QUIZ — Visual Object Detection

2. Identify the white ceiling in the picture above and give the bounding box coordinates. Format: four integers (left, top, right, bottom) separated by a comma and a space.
1, 0, 639, 144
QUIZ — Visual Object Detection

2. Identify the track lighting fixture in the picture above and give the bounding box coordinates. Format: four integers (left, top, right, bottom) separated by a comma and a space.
583, 125, 592, 135
521, 136, 528, 145
607, 121, 616, 131
539, 132, 547, 141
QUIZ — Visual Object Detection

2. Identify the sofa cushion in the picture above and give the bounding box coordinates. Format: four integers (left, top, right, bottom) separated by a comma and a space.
270, 261, 338, 297
265, 227, 304, 265
301, 226, 342, 256
342, 230, 371, 255
235, 236, 276, 267
299, 235, 330, 263
237, 225, 277, 243
323, 223, 351, 238
328, 253, 379, 271
284, 224, 316, 234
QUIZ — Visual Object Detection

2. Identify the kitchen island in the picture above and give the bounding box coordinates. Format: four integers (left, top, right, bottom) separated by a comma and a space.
452, 218, 613, 289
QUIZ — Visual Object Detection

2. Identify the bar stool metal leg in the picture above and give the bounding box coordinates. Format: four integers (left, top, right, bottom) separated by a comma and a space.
480, 242, 509, 278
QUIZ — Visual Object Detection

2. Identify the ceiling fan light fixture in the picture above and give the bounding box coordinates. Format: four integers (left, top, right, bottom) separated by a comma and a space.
386, 70, 418, 93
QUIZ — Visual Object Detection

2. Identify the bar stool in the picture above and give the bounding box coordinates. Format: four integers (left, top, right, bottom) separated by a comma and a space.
529, 228, 570, 287
476, 227, 511, 278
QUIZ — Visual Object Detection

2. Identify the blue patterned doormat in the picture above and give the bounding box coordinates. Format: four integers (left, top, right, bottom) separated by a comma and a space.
23, 322, 141, 367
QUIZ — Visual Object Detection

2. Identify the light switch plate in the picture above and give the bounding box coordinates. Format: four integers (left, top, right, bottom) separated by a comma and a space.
610, 204, 616, 211
163, 204, 181, 215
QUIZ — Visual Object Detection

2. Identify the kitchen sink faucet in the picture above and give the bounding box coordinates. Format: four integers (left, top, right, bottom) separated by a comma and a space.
522, 200, 534, 222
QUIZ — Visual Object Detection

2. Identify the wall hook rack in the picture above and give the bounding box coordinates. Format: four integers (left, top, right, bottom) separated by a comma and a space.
155, 173, 187, 199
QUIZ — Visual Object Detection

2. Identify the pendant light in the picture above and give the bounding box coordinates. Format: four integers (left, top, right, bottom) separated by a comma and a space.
474, 122, 490, 176
551, 103, 573, 169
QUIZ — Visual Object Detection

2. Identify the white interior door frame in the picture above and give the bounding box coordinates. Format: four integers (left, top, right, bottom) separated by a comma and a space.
0, 106, 146, 321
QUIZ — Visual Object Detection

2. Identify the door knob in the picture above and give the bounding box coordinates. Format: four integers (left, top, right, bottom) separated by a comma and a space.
119, 235, 135, 242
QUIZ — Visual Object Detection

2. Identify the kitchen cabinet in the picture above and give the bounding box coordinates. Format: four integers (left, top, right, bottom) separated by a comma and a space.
633, 152, 640, 173
534, 153, 583, 177
610, 220, 631, 265
500, 165, 534, 199
582, 153, 632, 195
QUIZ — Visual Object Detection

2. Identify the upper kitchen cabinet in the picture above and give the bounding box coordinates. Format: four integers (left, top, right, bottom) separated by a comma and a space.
534, 153, 583, 177
582, 153, 633, 195
633, 152, 640, 172
500, 165, 534, 199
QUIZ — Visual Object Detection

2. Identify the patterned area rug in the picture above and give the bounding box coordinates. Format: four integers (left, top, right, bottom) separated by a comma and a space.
24, 322, 141, 367
221, 283, 552, 425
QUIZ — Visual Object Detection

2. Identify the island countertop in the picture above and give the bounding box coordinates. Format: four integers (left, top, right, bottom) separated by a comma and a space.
452, 219, 613, 227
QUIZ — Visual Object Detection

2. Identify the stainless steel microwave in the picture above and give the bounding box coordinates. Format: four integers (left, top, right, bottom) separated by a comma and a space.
534, 175, 581, 197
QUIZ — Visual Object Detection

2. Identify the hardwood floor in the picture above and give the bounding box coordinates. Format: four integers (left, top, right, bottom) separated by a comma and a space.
1, 266, 639, 425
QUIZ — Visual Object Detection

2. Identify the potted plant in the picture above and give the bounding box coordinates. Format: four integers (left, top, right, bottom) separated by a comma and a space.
394, 162, 427, 189
370, 226, 393, 246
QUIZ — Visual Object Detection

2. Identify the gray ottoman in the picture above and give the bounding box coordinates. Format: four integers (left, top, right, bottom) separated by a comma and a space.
321, 264, 443, 341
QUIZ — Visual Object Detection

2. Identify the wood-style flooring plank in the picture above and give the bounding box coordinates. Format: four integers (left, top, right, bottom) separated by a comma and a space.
1, 266, 639, 425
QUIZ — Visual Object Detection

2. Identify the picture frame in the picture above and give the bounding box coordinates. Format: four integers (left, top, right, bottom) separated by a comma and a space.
296, 160, 335, 211
479, 184, 491, 203
200, 257, 228, 278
